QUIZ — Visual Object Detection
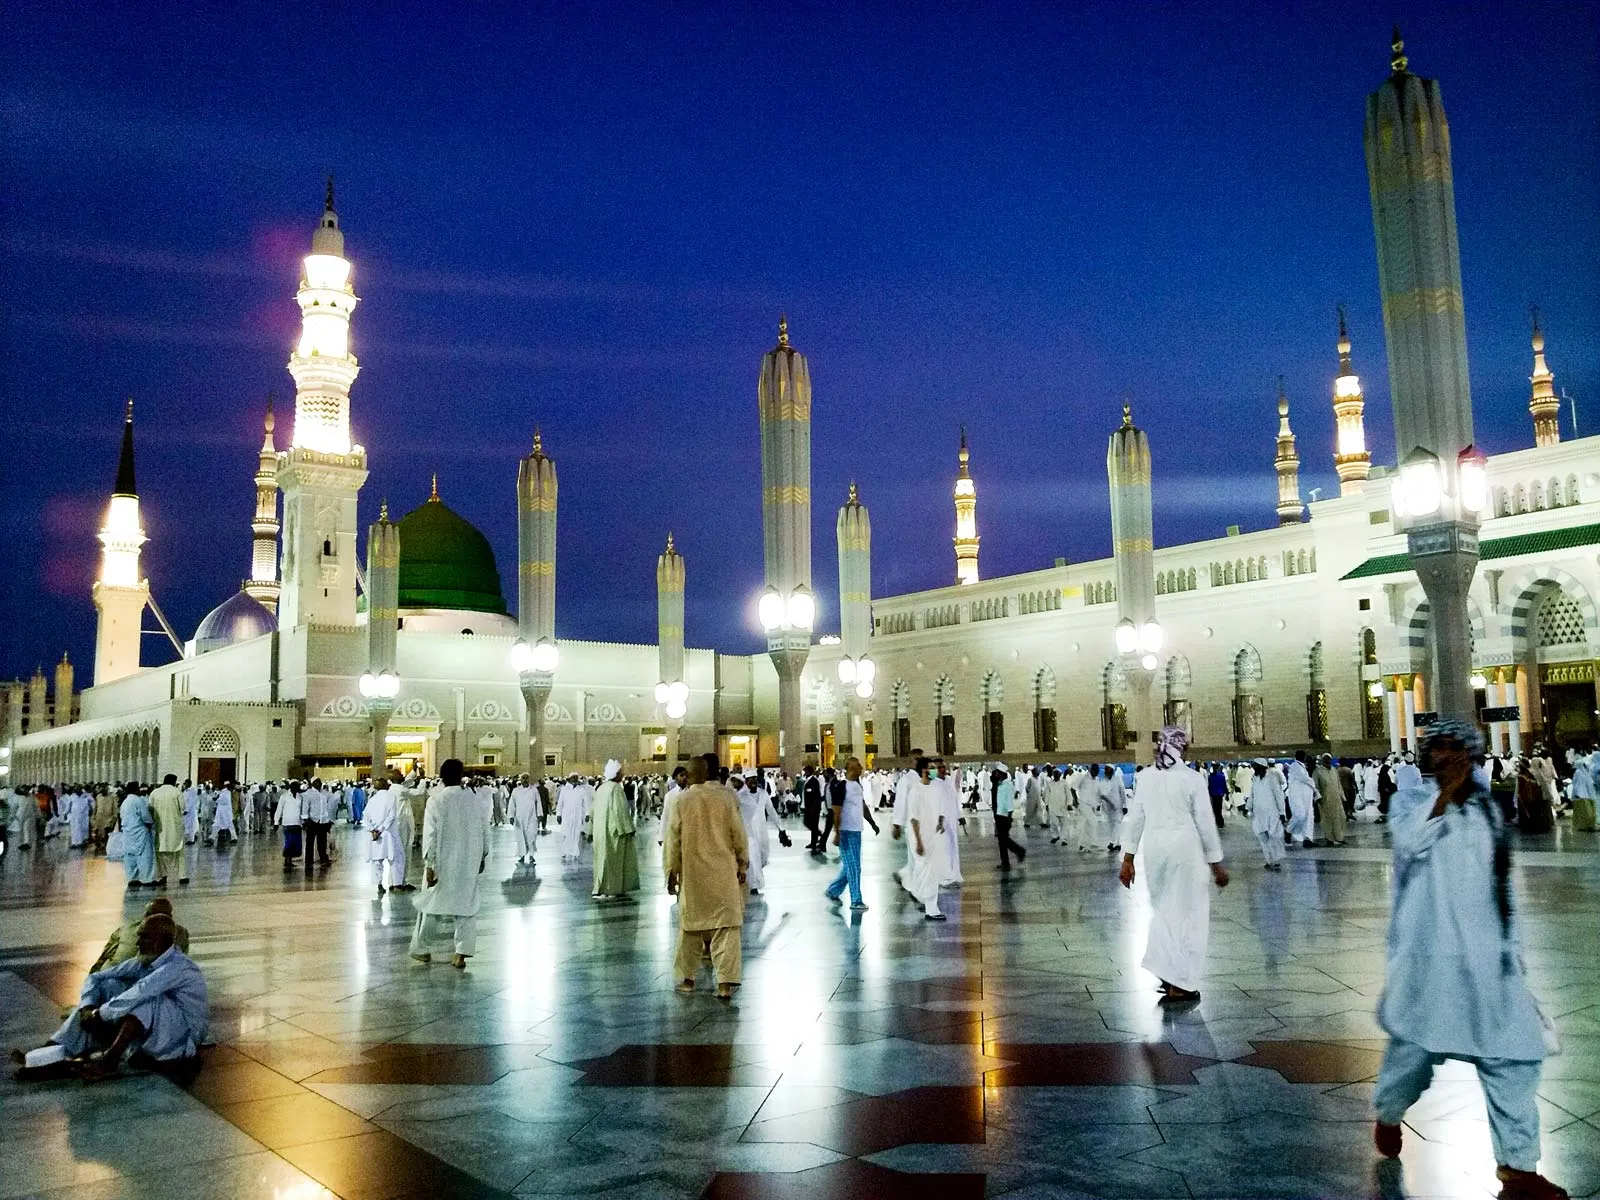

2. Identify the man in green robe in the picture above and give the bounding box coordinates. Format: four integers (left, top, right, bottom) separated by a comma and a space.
591, 760, 639, 899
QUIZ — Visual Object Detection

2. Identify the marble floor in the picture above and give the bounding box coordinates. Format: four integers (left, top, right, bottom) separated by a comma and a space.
2, 804, 1597, 1200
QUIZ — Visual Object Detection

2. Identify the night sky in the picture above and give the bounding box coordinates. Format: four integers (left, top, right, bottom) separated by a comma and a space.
3, 1, 1597, 682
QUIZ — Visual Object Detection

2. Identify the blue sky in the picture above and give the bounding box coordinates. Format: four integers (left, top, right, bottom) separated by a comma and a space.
2, 0, 1597, 678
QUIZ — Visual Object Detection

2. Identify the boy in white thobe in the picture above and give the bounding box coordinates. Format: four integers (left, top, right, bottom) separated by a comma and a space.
904, 759, 949, 920
1249, 760, 1287, 869
935, 760, 963, 885
1118, 727, 1228, 1002
1373, 720, 1565, 1200
556, 775, 592, 862
365, 781, 406, 894
410, 759, 487, 969
211, 786, 237, 848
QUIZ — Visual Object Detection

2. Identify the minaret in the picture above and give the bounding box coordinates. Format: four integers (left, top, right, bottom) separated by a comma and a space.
27, 668, 48, 735
1366, 29, 1479, 720
656, 532, 686, 764
515, 429, 558, 770
277, 179, 369, 631
1108, 403, 1159, 764
1275, 378, 1305, 524
1529, 308, 1561, 447
836, 482, 874, 762
244, 396, 281, 612
93, 398, 150, 687
953, 426, 979, 585
1332, 307, 1371, 494
758, 316, 814, 774
52, 654, 74, 727
363, 502, 401, 776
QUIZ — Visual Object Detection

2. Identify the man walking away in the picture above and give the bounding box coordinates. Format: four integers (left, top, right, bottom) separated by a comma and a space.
665, 754, 748, 999
409, 759, 487, 970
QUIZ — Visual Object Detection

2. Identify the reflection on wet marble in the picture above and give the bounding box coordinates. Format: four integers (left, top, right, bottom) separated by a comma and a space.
1, 807, 1596, 1198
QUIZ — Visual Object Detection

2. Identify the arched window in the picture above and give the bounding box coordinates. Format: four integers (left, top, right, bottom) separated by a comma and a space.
890, 679, 912, 757
1246, 559, 1258, 583
1032, 666, 1058, 752
1306, 642, 1328, 742
1549, 477, 1562, 507
1298, 549, 1310, 574
1566, 474, 1580, 505
1164, 654, 1193, 737
1101, 661, 1129, 751
980, 670, 1005, 754
1224, 562, 1235, 586
1186, 567, 1197, 591
1233, 645, 1264, 745
1535, 589, 1588, 648
1531, 480, 1545, 510
934, 674, 956, 755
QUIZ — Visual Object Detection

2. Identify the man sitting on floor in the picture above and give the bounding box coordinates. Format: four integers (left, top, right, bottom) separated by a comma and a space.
13, 913, 207, 1082
88, 898, 191, 974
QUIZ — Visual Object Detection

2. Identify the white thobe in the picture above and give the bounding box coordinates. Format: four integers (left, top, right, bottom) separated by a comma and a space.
556, 783, 592, 861
212, 789, 236, 838
892, 770, 917, 889
413, 785, 488, 955
1250, 774, 1287, 865
1284, 762, 1316, 842
1120, 764, 1224, 992
182, 787, 200, 842
937, 775, 963, 884
365, 787, 406, 887
66, 790, 92, 846
510, 785, 541, 859
905, 780, 949, 916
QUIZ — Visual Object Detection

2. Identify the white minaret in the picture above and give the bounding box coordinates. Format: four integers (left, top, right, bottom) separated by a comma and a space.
362, 503, 401, 776
277, 179, 368, 631
836, 482, 874, 763
515, 430, 559, 770
243, 397, 281, 612
953, 426, 979, 585
1529, 308, 1561, 447
656, 532, 687, 766
93, 398, 150, 686
1332, 307, 1371, 495
1274, 378, 1305, 525
1108, 403, 1159, 764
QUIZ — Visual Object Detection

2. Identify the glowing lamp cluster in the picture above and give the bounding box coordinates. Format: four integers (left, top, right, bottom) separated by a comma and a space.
358, 670, 399, 699
1369, 680, 1386, 699
511, 637, 559, 675
654, 679, 690, 720
1393, 444, 1489, 521
836, 654, 877, 699
758, 585, 815, 634
1116, 617, 1164, 671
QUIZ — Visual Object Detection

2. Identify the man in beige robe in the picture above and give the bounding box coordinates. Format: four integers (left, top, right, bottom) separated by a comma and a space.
664, 753, 748, 999
1312, 754, 1348, 846
148, 774, 186, 887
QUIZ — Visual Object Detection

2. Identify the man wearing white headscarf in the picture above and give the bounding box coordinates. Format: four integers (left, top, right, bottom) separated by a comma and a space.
905, 757, 950, 919
1249, 759, 1288, 870
1285, 751, 1317, 848
510, 773, 541, 866
590, 761, 638, 898
1119, 727, 1229, 1003
737, 773, 784, 895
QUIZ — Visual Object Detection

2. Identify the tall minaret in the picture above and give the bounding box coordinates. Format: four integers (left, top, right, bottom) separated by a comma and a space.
93, 398, 150, 687
758, 315, 814, 774
1274, 378, 1305, 524
836, 482, 874, 762
515, 429, 558, 769
656, 532, 686, 764
52, 654, 74, 727
1332, 307, 1371, 494
1108, 403, 1159, 765
1366, 29, 1479, 721
27, 668, 48, 734
1529, 308, 1561, 447
277, 179, 368, 631
953, 426, 980, 585
244, 397, 281, 613
363, 503, 401, 776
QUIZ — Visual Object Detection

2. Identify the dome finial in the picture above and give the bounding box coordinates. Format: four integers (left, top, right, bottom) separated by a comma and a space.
532, 427, 544, 457
848, 480, 859, 504
1390, 25, 1408, 74
665, 530, 675, 554
380, 498, 389, 522
1278, 374, 1289, 419
1121, 400, 1133, 428
1531, 303, 1543, 347
777, 313, 789, 348
430, 472, 439, 502
263, 392, 276, 435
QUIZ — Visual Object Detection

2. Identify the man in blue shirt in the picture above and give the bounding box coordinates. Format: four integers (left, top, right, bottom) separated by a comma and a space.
992, 767, 1026, 871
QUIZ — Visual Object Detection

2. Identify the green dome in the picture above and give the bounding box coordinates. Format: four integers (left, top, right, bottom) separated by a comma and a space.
396, 495, 508, 616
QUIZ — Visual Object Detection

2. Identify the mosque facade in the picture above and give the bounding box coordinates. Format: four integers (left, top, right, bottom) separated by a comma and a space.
9, 37, 1600, 786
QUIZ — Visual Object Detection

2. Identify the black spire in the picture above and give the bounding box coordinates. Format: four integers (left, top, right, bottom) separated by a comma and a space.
113, 396, 138, 496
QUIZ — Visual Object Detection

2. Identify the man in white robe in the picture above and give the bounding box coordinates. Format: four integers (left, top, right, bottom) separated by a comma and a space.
510, 773, 541, 865
1249, 759, 1287, 869
211, 784, 236, 848
181, 781, 200, 844
1118, 726, 1229, 1002
904, 758, 949, 920
556, 773, 592, 862
365, 778, 406, 894
1373, 720, 1565, 1200
934, 758, 963, 885
1284, 752, 1317, 848
65, 787, 92, 850
658, 765, 687, 848
890, 754, 921, 892
738, 774, 784, 894
1098, 765, 1127, 852
410, 758, 487, 970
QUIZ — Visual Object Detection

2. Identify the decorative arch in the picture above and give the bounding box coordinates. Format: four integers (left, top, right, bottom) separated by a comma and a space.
1307, 641, 1325, 689
1401, 594, 1489, 652
934, 674, 955, 713
196, 725, 241, 756
891, 679, 911, 718
979, 669, 1004, 709
1503, 567, 1600, 644
1032, 665, 1057, 707
1164, 653, 1193, 736
1233, 644, 1265, 745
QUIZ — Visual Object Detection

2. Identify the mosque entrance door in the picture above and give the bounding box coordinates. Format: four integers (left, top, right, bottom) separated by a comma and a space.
1538, 681, 1598, 751
819, 724, 837, 770
197, 757, 236, 787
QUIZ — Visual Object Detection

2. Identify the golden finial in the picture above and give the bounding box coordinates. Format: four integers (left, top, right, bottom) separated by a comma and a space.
848, 480, 859, 504
665, 530, 675, 554
263, 392, 275, 434
379, 499, 389, 522
1530, 303, 1544, 348
1278, 375, 1289, 418
1390, 25, 1408, 74
429, 472, 439, 502
61, 651, 70, 663
124, 395, 134, 421
532, 427, 544, 457
1121, 401, 1133, 428
777, 314, 789, 348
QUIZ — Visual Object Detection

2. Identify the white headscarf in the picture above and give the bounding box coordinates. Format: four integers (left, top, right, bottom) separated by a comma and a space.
603, 759, 623, 781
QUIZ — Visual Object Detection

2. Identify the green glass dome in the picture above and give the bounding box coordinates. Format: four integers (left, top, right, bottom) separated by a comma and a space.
396, 493, 508, 615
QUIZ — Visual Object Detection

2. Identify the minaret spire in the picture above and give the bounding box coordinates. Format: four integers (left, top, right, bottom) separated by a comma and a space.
94, 399, 150, 686
1390, 25, 1407, 75
1275, 377, 1305, 525
244, 392, 283, 613
1332, 307, 1371, 495
953, 426, 979, 584
114, 396, 138, 496
1529, 306, 1561, 447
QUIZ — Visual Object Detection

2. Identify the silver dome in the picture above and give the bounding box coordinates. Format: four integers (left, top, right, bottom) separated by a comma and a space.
194, 590, 277, 655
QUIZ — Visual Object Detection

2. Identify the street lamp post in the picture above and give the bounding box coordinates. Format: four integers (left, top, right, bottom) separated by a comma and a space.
758, 583, 815, 773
